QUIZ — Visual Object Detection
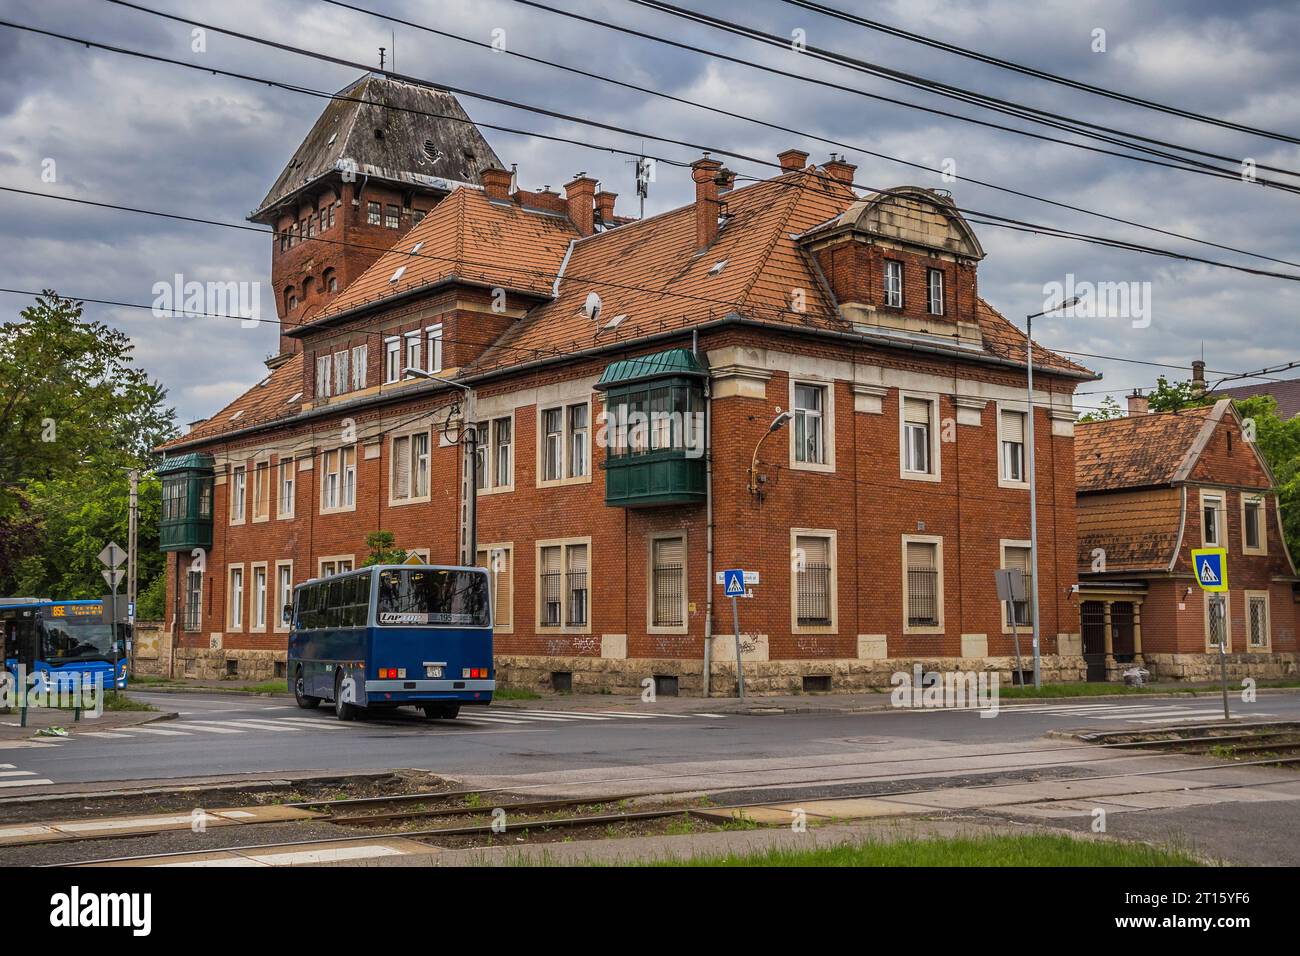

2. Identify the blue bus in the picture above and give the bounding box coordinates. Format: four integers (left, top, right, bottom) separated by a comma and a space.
287, 564, 494, 721
1, 598, 129, 692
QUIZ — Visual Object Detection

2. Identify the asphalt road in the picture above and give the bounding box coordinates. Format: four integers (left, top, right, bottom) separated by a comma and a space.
7, 690, 1298, 787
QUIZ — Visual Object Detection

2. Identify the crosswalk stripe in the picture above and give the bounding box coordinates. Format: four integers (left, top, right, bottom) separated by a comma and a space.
125, 727, 193, 736
1138, 711, 1254, 723
0, 764, 13, 769
456, 716, 529, 726
79, 731, 134, 739
0, 770, 35, 777
1089, 709, 1217, 720
164, 722, 247, 734
0, 777, 54, 788
488, 712, 576, 723
191, 720, 305, 733
270, 718, 349, 730
505, 710, 612, 721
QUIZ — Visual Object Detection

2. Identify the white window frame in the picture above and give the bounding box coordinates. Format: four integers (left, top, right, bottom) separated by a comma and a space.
252, 460, 271, 522
1203, 590, 1231, 652
320, 446, 357, 514
318, 555, 355, 578
899, 392, 941, 483
647, 532, 689, 635
277, 458, 295, 519
1241, 494, 1267, 556
250, 562, 268, 633
537, 399, 593, 487
1200, 489, 1224, 547
316, 354, 332, 400
477, 542, 514, 634
475, 414, 515, 495
790, 529, 838, 635
184, 569, 203, 633
388, 429, 432, 505
229, 465, 247, 524
227, 564, 245, 633
789, 379, 835, 472
333, 349, 350, 395
998, 539, 1033, 634
404, 331, 421, 375
1244, 590, 1271, 650
535, 537, 591, 634
902, 535, 945, 635
884, 259, 903, 308
427, 324, 444, 374
274, 560, 294, 632
926, 267, 944, 316
351, 344, 368, 391
997, 403, 1029, 489
384, 336, 401, 384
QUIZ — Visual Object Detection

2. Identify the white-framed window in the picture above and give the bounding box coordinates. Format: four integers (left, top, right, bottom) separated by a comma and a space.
275, 561, 294, 632
253, 461, 270, 521
1246, 591, 1270, 649
227, 564, 245, 632
390, 430, 430, 503
184, 570, 202, 633
251, 563, 268, 632
791, 530, 837, 633
384, 337, 401, 383
473, 416, 513, 493
427, 324, 443, 374
649, 534, 687, 632
1201, 490, 1224, 547
351, 344, 368, 391
1242, 495, 1266, 555
902, 536, 944, 633
537, 539, 589, 631
367, 201, 381, 226
404, 331, 421, 375
477, 544, 513, 632
319, 556, 355, 578
538, 400, 592, 485
999, 541, 1032, 631
999, 406, 1028, 486
333, 350, 350, 395
900, 394, 938, 480
794, 383, 825, 465
278, 458, 295, 519
926, 268, 944, 315
320, 446, 356, 511
315, 354, 332, 399
884, 259, 903, 308
230, 465, 247, 523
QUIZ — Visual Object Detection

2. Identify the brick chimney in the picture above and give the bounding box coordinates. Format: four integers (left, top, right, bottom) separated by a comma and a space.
1191, 359, 1207, 396
595, 190, 618, 226
778, 148, 809, 172
564, 174, 598, 237
691, 155, 724, 250
481, 165, 512, 201
1127, 389, 1149, 416
823, 154, 857, 186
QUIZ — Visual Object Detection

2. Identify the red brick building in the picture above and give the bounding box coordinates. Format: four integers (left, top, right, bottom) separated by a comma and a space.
1076, 399, 1299, 680
156, 84, 1094, 694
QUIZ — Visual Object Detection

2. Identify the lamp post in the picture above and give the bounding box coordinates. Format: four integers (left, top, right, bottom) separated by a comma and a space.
747, 409, 792, 498
1024, 296, 1078, 690
403, 368, 477, 564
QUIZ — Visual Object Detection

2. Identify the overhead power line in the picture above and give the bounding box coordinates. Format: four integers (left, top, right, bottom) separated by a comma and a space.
778, 0, 1300, 146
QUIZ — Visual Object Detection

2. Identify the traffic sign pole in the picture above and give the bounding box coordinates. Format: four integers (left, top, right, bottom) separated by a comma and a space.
731, 595, 744, 700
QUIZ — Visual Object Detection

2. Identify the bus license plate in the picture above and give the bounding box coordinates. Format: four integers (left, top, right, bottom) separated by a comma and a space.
425, 666, 443, 678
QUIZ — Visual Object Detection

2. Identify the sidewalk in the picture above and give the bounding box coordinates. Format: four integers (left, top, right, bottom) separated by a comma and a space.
0, 703, 175, 743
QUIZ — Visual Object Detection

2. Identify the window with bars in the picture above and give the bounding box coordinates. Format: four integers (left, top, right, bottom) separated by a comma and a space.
1001, 409, 1026, 483
184, 571, 202, 632
1248, 595, 1268, 647
793, 383, 826, 464
903, 397, 932, 474
651, 537, 685, 628
1207, 596, 1227, 647
540, 545, 562, 625
795, 534, 832, 627
1002, 545, 1032, 626
539, 542, 588, 628
566, 545, 588, 626
905, 540, 939, 627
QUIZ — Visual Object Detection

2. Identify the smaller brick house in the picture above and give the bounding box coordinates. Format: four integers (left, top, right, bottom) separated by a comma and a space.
1076, 399, 1299, 681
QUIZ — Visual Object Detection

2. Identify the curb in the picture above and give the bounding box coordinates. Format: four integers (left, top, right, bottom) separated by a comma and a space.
128, 684, 290, 699
0, 769, 406, 807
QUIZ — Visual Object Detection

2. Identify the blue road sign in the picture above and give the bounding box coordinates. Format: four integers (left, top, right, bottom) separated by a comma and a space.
1191, 548, 1228, 592
722, 569, 746, 597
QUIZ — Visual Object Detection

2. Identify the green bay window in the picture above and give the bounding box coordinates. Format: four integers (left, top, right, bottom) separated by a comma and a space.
157, 453, 215, 551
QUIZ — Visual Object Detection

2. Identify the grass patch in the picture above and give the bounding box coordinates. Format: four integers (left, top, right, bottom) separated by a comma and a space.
999, 682, 1168, 699
128, 674, 179, 686
494, 687, 542, 701
652, 834, 1202, 867
239, 680, 288, 694
102, 693, 159, 712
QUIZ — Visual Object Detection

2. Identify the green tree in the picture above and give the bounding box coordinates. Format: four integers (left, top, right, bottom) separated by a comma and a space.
1077, 395, 1124, 423
362, 530, 408, 566
1233, 395, 1300, 561
0, 291, 178, 598
1147, 375, 1215, 413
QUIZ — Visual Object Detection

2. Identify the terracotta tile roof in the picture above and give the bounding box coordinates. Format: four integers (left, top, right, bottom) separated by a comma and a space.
1215, 377, 1300, 420
160, 353, 304, 450
974, 300, 1094, 377
1077, 488, 1183, 571
1074, 406, 1216, 493
309, 187, 579, 324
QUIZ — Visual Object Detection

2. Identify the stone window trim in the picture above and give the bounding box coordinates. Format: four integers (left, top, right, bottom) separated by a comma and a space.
229, 464, 248, 525
1202, 589, 1232, 653
273, 559, 294, 633
226, 563, 245, 633
276, 457, 296, 520
998, 539, 1033, 635
384, 336, 402, 384
249, 561, 270, 634
788, 377, 836, 474
1244, 590, 1271, 651
475, 412, 516, 496
536, 398, 593, 489
535, 536, 592, 635
789, 528, 838, 635
647, 532, 689, 635
318, 444, 358, 515
478, 542, 514, 635
252, 459, 272, 524
1199, 487, 1225, 548
318, 555, 356, 578
995, 401, 1030, 490
898, 390, 942, 483
1240, 492, 1268, 556
901, 534, 945, 635
387, 427, 433, 507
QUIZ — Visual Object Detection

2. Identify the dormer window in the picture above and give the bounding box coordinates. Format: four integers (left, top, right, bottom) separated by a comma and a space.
884, 260, 903, 309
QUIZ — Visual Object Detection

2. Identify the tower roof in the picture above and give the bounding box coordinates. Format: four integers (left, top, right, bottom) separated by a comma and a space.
251, 73, 503, 222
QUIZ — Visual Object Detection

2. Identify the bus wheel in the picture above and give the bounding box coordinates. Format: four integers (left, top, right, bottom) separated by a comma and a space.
294, 669, 320, 710
334, 671, 359, 722
421, 704, 460, 720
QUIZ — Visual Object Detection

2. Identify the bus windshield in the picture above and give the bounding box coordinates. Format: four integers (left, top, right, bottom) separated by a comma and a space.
42, 617, 117, 662
376, 568, 490, 627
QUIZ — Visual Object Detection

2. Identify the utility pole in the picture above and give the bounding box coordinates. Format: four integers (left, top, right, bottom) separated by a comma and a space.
127, 469, 138, 672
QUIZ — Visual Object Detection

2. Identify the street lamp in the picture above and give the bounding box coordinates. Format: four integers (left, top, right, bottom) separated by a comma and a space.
403, 368, 478, 565
1024, 296, 1079, 689
747, 409, 792, 497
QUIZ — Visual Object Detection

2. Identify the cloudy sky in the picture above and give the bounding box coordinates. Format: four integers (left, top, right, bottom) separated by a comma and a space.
3, 0, 1299, 426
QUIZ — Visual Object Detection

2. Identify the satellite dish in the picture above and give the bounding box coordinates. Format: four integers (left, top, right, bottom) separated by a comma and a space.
582, 291, 602, 322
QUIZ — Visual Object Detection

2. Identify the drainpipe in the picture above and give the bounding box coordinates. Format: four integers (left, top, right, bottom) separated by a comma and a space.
698, 329, 714, 698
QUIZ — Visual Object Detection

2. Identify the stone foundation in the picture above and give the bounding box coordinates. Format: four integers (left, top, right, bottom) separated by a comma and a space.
171, 647, 287, 682
1142, 652, 1299, 682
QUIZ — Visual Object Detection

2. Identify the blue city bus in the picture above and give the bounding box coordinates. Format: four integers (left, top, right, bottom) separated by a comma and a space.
0, 598, 129, 692
287, 564, 494, 721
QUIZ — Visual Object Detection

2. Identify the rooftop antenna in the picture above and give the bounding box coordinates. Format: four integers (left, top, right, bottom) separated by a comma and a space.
627, 140, 651, 219
391, 30, 396, 72
378, 47, 386, 71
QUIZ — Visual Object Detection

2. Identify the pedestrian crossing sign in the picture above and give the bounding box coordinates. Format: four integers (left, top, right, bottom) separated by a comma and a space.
722, 569, 746, 597
1191, 548, 1228, 592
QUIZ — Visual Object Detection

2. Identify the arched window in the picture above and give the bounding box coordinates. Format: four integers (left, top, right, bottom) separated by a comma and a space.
285, 287, 297, 312
323, 268, 338, 293
302, 276, 316, 301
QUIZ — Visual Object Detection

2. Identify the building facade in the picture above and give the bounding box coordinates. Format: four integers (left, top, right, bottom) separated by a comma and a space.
1076, 399, 1299, 680
156, 91, 1092, 694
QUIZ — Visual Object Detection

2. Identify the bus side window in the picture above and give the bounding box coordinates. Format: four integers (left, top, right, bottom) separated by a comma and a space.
356, 573, 372, 626
339, 576, 357, 627
302, 586, 317, 630
326, 581, 343, 629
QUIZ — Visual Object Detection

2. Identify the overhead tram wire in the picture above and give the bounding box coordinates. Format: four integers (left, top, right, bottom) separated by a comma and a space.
624, 0, 1300, 181
313, 0, 1300, 271
504, 0, 1300, 191
33, 14, 1300, 283
778, 0, 1300, 145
